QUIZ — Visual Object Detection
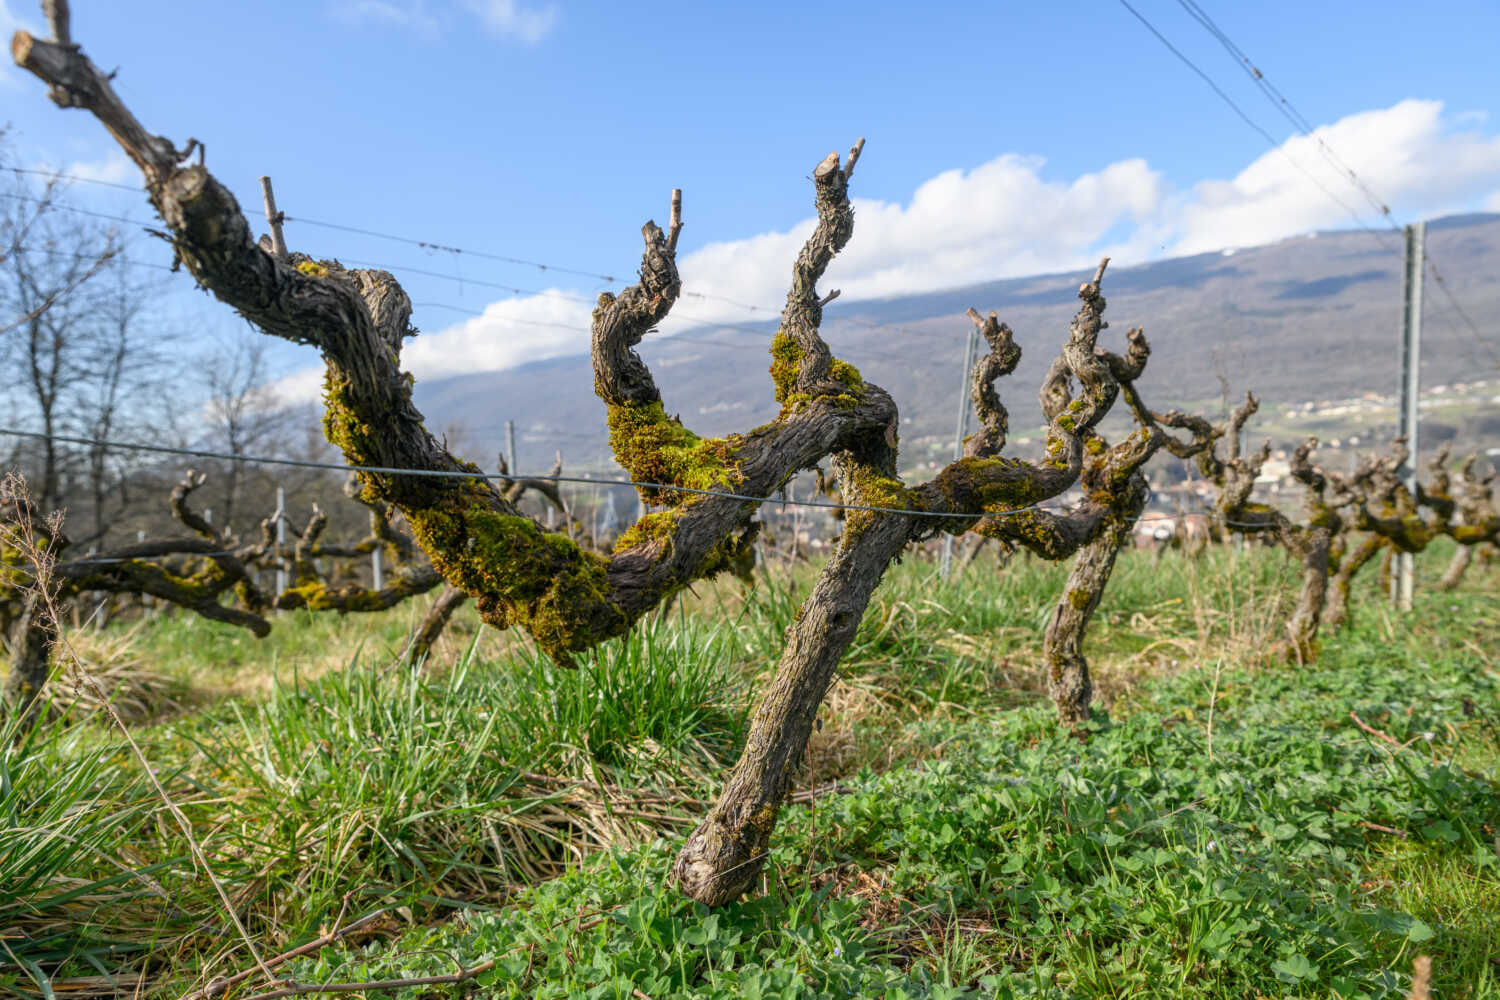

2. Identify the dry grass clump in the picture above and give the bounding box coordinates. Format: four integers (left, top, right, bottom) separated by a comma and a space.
41, 625, 192, 725
798, 675, 906, 787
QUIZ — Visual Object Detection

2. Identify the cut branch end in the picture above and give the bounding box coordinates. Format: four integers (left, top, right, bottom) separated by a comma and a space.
666, 188, 683, 253
843, 137, 866, 180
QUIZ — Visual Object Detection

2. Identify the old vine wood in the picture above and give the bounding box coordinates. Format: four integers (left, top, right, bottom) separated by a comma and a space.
15, 5, 1216, 903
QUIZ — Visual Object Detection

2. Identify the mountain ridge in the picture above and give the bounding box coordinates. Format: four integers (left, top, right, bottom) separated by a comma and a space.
414, 213, 1500, 475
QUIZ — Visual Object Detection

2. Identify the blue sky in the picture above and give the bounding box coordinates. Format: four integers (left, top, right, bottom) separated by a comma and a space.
4, 0, 1500, 397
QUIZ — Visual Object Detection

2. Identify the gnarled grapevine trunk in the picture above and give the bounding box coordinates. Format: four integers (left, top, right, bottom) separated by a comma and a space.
1042, 485, 1144, 726
3, 591, 58, 724
409, 585, 468, 664
1189, 401, 1349, 660
673, 480, 910, 905
1324, 533, 1383, 629
1283, 526, 1331, 663
1439, 544, 1473, 591
14, 5, 1207, 906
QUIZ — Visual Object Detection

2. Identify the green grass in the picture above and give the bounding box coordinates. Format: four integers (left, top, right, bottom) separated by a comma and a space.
0, 711, 174, 990
278, 575, 1499, 998
2, 543, 1496, 998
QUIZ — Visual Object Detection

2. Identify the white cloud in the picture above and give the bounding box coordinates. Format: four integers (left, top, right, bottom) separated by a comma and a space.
272, 290, 591, 403
331, 0, 556, 43
403, 291, 590, 378
1170, 99, 1500, 254
50, 151, 136, 187
270, 98, 1500, 399
664, 99, 1500, 329
331, 0, 443, 38
672, 155, 1166, 322
268, 366, 329, 408
461, 0, 557, 43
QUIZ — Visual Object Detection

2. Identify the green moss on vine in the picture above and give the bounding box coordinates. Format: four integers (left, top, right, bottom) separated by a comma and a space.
693, 526, 759, 579
606, 401, 743, 506
946, 456, 1056, 510
1067, 588, 1093, 610
770, 331, 867, 412
276, 578, 411, 614
840, 466, 911, 542
321, 370, 380, 496
769, 331, 805, 404
1308, 505, 1341, 532
977, 507, 1061, 551
0, 544, 31, 589
321, 367, 628, 660
279, 580, 339, 612
613, 510, 681, 553
829, 359, 862, 389
297, 260, 330, 279
404, 502, 627, 658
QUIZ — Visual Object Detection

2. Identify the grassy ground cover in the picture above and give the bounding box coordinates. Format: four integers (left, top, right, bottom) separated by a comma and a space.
3, 541, 1496, 997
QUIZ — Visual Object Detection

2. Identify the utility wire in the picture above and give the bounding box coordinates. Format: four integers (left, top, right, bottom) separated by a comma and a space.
1136, 0, 1500, 369
6, 167, 968, 350
8, 165, 142, 193
23, 504, 1220, 569
14, 137, 1495, 365
2, 193, 922, 362
1113, 0, 1397, 253
1173, 0, 1394, 220
0, 428, 1346, 534
0, 428, 1036, 521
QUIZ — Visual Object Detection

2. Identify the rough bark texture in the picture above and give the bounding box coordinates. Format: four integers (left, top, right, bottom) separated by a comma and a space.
1028, 337, 1213, 725
1324, 533, 1383, 629
3, 587, 58, 722
1188, 398, 1348, 661
0, 487, 62, 722
672, 475, 910, 905
409, 585, 469, 664
674, 257, 1173, 899
1439, 544, 1473, 591
1043, 484, 1142, 726
13, 11, 1213, 907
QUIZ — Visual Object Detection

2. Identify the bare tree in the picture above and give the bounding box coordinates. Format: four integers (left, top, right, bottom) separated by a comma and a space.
1, 139, 184, 549
74, 249, 178, 545
0, 142, 115, 341
198, 330, 296, 534
0, 166, 118, 512
12, 11, 1190, 904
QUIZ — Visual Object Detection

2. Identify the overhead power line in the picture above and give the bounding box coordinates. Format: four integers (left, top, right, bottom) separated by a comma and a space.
5, 166, 971, 351
0, 427, 1027, 521
12, 135, 1496, 367
1117, 0, 1500, 371
0, 427, 1296, 535
1172, 0, 1394, 221
1113, 0, 1395, 250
